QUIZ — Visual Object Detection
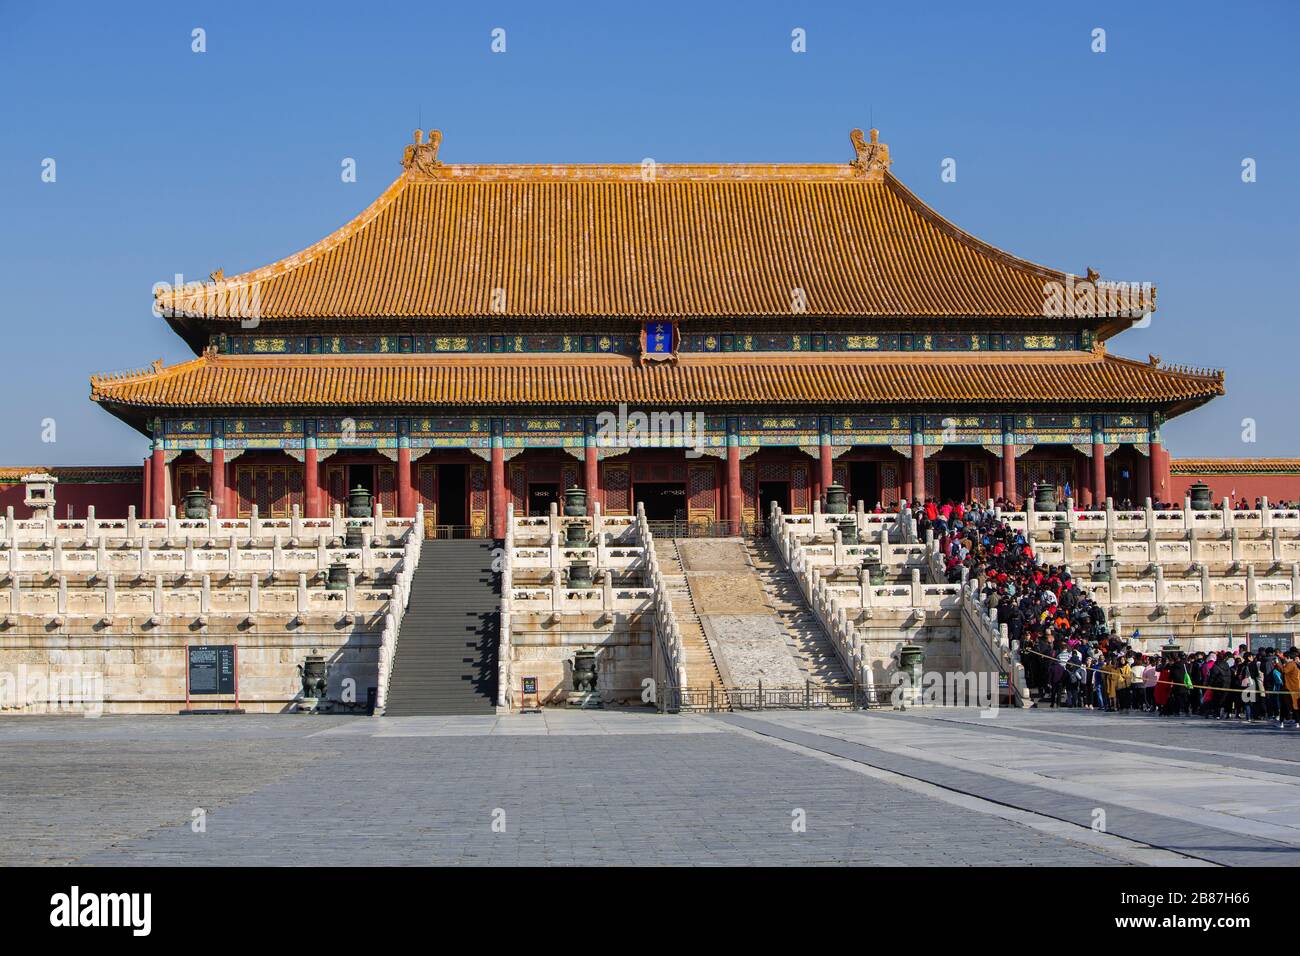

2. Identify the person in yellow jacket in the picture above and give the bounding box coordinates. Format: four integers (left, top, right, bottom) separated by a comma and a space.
1116, 658, 1135, 711
1282, 650, 1300, 727
1101, 657, 1123, 712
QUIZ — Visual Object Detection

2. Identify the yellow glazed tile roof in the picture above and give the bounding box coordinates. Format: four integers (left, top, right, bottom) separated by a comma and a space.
1171, 459, 1300, 475
91, 351, 1222, 410
154, 129, 1155, 323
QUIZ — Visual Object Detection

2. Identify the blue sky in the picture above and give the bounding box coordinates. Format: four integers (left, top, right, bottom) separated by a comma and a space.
1, 0, 1296, 464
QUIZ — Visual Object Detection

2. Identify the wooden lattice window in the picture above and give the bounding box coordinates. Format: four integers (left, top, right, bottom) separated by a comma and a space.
970, 463, 989, 504
687, 462, 717, 527
603, 465, 631, 515
881, 463, 900, 507
234, 463, 303, 517
1017, 459, 1075, 500
175, 462, 210, 498
468, 462, 489, 537
417, 463, 438, 533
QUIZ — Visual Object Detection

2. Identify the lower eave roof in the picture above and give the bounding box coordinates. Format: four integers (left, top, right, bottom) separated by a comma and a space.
90, 351, 1223, 424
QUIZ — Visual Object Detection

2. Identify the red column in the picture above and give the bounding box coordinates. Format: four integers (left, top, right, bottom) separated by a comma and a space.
1150, 441, 1169, 505
584, 444, 599, 509
819, 442, 833, 497
1002, 443, 1017, 507
1135, 452, 1151, 503
911, 443, 925, 506
150, 447, 166, 519
1092, 441, 1106, 505
727, 444, 742, 534
397, 446, 414, 517
142, 455, 152, 518
1077, 450, 1093, 508
304, 446, 320, 517
226, 459, 238, 518
991, 450, 1004, 503
490, 443, 506, 539
211, 448, 226, 517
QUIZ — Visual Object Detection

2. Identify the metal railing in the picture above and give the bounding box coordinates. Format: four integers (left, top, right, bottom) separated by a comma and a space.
424, 524, 488, 540
661, 680, 894, 713
643, 518, 768, 540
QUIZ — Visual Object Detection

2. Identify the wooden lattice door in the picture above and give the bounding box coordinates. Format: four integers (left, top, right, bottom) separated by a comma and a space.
325, 464, 346, 517
687, 462, 718, 530
468, 462, 489, 538
417, 463, 438, 536
603, 465, 631, 515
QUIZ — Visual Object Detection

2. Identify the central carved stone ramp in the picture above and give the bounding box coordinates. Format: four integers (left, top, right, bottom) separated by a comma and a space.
675, 538, 808, 691
654, 539, 726, 704
746, 537, 851, 685
384, 539, 499, 716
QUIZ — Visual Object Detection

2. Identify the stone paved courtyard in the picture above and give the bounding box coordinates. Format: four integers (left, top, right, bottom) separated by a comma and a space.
1, 708, 1297, 866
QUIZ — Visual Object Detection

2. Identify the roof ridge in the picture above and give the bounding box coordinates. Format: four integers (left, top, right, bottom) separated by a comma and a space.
155, 172, 412, 313
90, 354, 210, 394
1104, 352, 1225, 382
880, 172, 1073, 287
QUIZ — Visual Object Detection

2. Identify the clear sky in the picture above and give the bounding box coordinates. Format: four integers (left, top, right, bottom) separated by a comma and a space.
1, 0, 1296, 464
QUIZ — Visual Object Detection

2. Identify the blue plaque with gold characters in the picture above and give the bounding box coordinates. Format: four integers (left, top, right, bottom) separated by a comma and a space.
641, 321, 676, 361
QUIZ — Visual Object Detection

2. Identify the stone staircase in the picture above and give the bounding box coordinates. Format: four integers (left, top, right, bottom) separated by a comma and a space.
385, 539, 499, 716
747, 537, 851, 686
655, 539, 727, 704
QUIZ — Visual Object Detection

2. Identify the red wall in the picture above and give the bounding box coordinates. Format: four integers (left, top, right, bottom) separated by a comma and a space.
0, 468, 143, 519
1170, 472, 1300, 507
1170, 460, 1300, 504
4, 460, 1300, 516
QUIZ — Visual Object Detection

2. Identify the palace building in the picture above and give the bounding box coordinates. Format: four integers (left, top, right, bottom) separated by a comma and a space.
90, 128, 1227, 535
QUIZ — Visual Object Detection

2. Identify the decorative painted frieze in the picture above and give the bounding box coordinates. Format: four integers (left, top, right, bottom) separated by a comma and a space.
215, 329, 1086, 357
678, 331, 1084, 353
217, 332, 638, 356
153, 409, 1155, 451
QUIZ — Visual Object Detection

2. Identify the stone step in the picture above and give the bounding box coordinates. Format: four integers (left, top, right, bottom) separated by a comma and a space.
745, 537, 851, 687
665, 540, 728, 707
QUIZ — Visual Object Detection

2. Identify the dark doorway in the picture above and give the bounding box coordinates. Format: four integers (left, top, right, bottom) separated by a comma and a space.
347, 464, 375, 495
438, 464, 467, 526
759, 481, 790, 520
637, 482, 686, 521
849, 461, 879, 510
938, 461, 967, 503
528, 482, 560, 516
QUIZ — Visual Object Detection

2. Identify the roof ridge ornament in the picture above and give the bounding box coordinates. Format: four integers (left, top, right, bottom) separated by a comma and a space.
849, 127, 890, 179
402, 128, 443, 176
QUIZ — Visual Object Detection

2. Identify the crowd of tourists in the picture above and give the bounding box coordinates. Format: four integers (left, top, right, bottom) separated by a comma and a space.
909, 496, 1300, 725
866, 495, 1300, 514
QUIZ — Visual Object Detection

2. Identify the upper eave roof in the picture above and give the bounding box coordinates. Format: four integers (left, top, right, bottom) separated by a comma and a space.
154, 129, 1154, 330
